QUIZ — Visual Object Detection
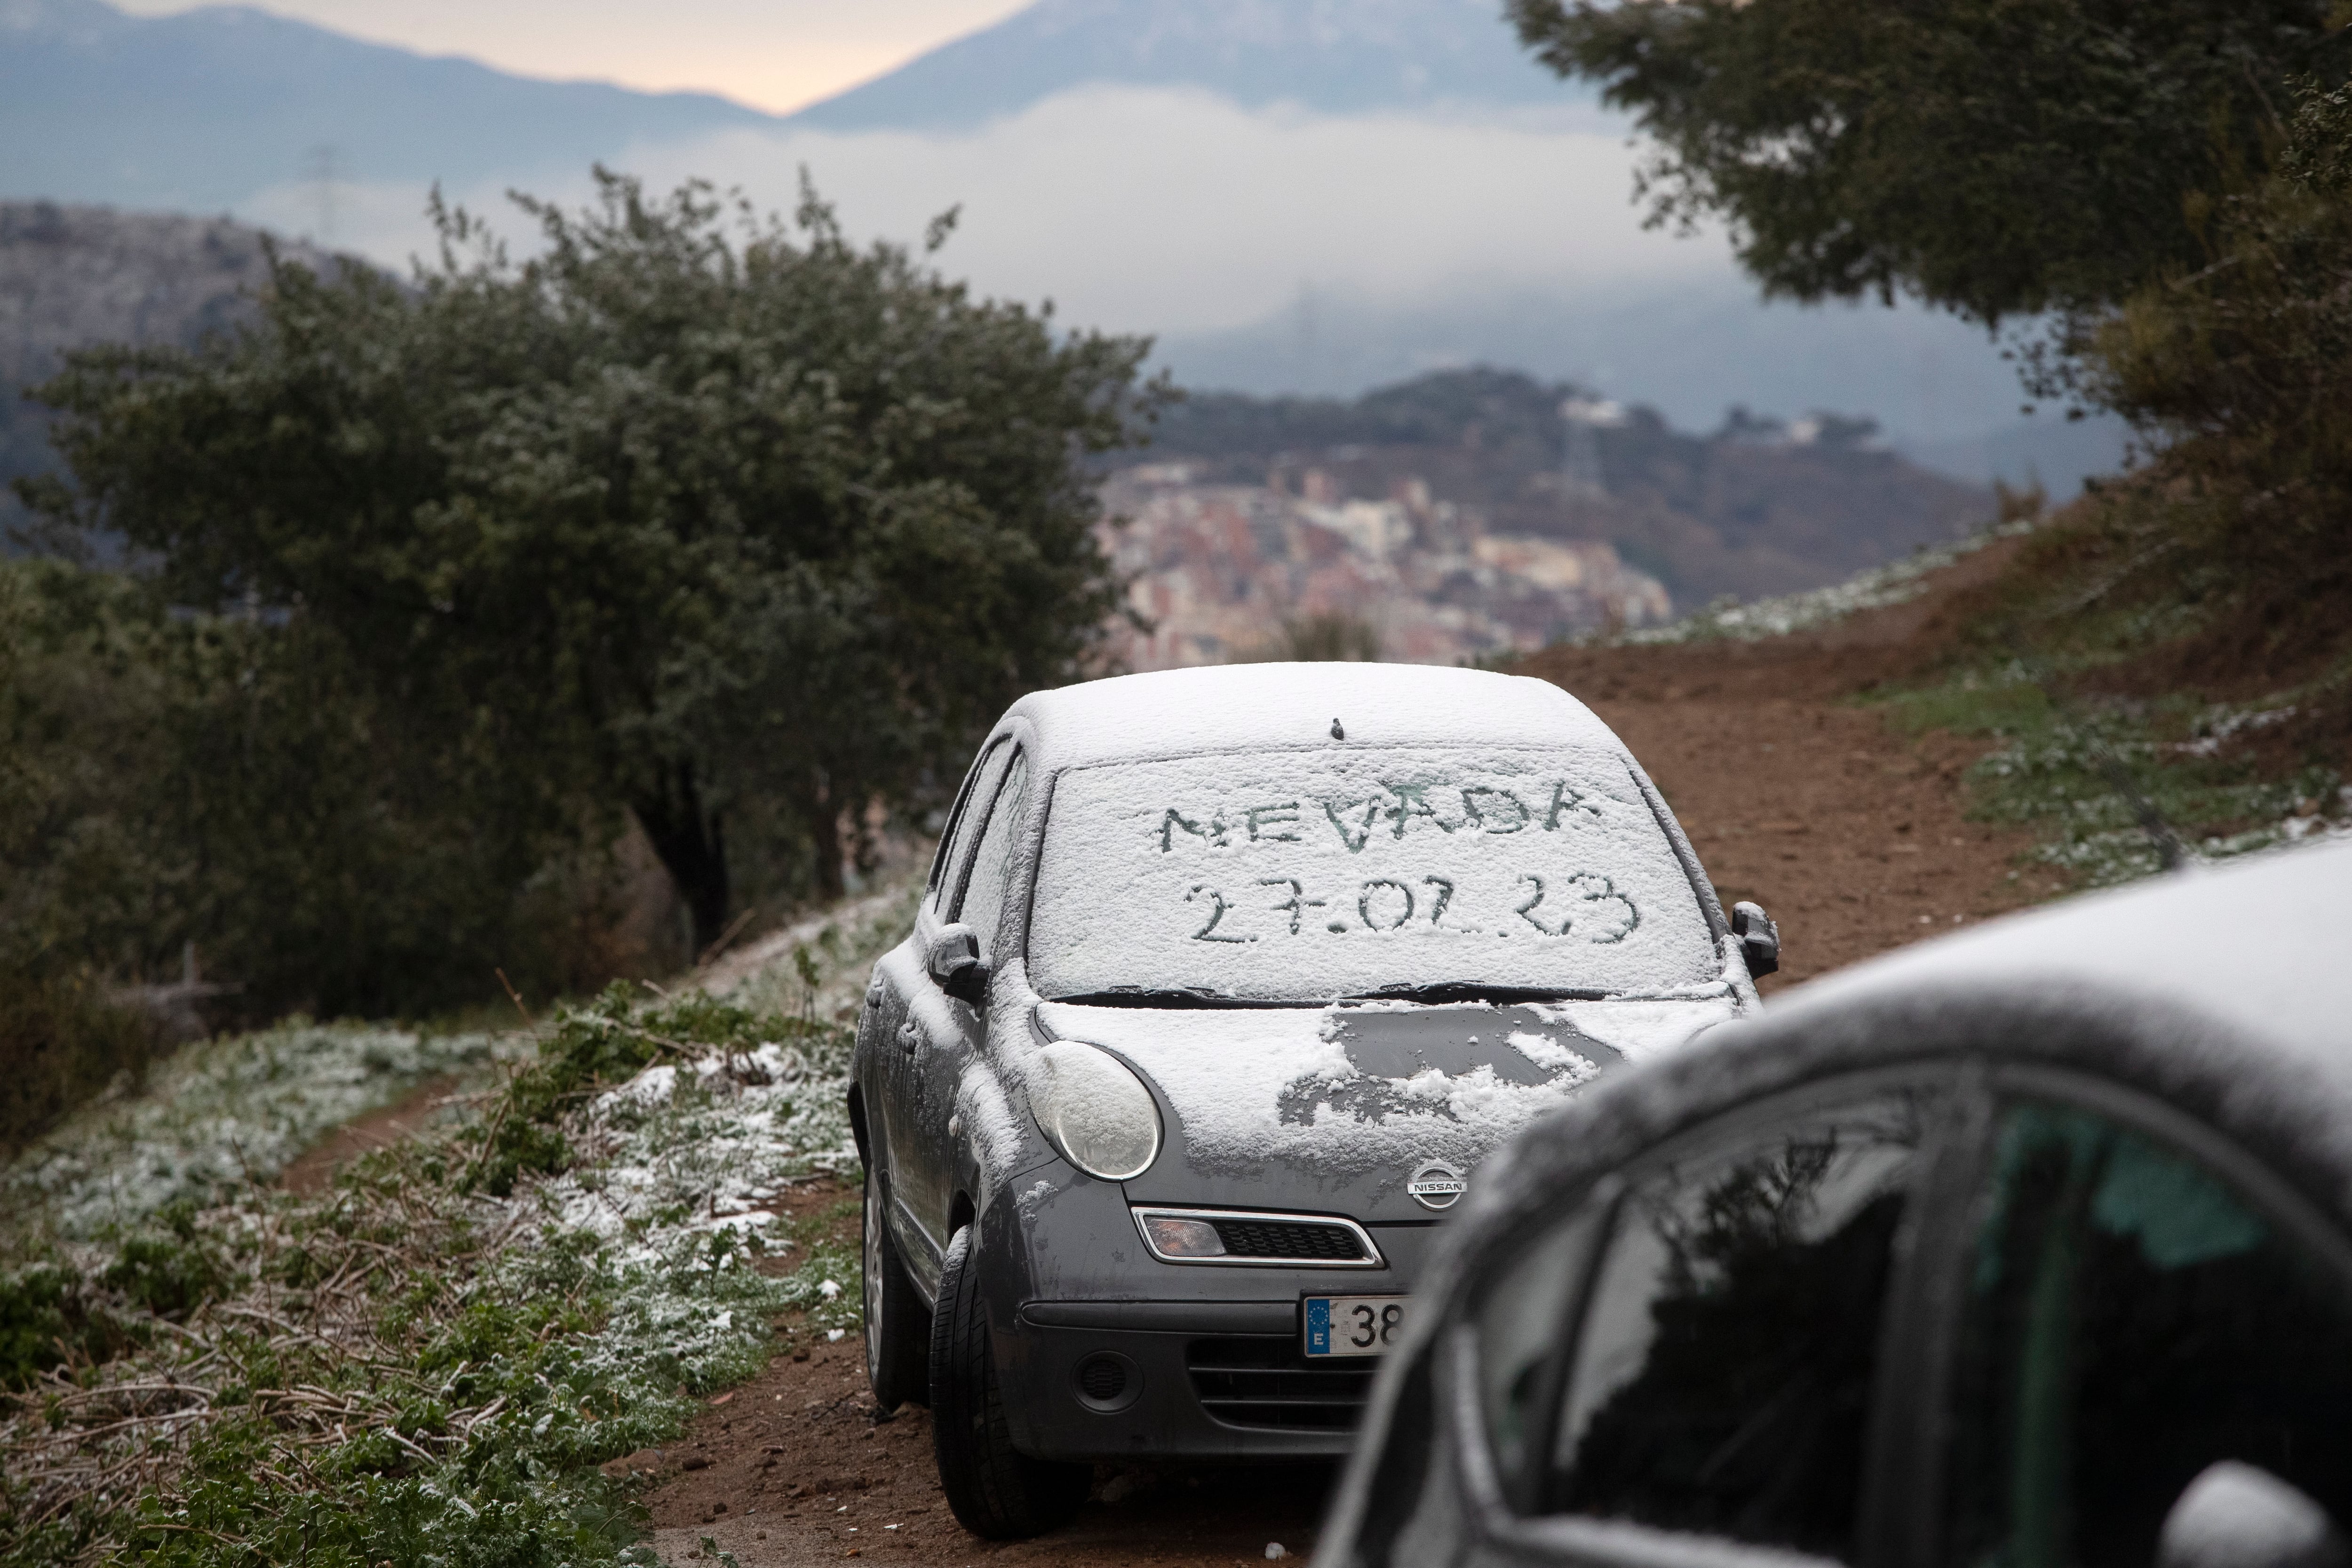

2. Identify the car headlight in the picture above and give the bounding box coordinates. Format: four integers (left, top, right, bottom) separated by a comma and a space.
1033, 1041, 1162, 1181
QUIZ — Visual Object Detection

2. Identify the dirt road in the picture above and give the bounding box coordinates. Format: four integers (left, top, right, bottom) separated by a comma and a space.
643, 563, 2056, 1564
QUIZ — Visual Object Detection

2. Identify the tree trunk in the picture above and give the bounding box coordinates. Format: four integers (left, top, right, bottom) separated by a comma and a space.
632, 759, 730, 961
806, 769, 847, 902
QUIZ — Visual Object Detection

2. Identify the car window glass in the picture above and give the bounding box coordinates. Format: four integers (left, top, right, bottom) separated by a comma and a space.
1478, 1203, 1608, 1504
1945, 1100, 2352, 1568
928, 741, 1009, 912
1540, 1089, 1935, 1557
952, 750, 1030, 944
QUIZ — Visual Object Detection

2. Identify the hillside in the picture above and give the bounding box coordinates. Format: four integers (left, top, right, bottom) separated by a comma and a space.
0, 0, 770, 213
1141, 368, 1996, 611
0, 202, 348, 548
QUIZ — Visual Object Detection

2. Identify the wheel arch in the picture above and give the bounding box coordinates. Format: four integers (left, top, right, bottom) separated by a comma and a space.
847, 1082, 871, 1168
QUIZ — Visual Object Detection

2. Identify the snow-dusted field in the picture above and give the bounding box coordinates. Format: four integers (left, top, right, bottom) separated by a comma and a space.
6, 1019, 511, 1241
0, 872, 922, 1568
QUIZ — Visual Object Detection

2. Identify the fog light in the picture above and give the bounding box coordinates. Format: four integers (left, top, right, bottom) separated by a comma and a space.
1072, 1350, 1141, 1413
1141, 1214, 1226, 1258
1078, 1354, 1127, 1401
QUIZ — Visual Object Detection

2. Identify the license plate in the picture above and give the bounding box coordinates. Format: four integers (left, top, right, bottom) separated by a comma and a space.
1303, 1294, 1409, 1358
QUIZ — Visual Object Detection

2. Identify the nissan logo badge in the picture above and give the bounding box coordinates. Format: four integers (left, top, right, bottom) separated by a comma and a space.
1407, 1159, 1467, 1211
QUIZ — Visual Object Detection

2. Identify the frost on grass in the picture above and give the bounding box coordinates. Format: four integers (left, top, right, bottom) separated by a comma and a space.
5, 1020, 503, 1239
0, 890, 906, 1568
1953, 687, 2349, 888
708, 876, 925, 1025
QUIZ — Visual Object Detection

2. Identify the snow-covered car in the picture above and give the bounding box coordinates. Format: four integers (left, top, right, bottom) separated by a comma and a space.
848, 662, 1775, 1538
1317, 836, 2352, 1568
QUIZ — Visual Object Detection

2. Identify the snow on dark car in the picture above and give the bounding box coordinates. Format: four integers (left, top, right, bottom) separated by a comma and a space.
847, 662, 1776, 1538
1318, 835, 2352, 1568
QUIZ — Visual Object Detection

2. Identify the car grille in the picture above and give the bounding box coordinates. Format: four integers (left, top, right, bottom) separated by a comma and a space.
1209, 1217, 1369, 1262
1188, 1336, 1377, 1431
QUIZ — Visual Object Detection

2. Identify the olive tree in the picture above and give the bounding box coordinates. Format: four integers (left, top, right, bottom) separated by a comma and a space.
29, 171, 1166, 957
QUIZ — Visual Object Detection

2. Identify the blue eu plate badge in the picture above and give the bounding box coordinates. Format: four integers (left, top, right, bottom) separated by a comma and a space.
1303, 1294, 1407, 1358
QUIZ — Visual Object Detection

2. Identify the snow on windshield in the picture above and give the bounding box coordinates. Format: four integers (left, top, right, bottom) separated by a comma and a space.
1028, 746, 1718, 1001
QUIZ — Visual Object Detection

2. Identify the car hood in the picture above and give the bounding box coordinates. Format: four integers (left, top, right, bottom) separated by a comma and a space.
1030, 990, 1739, 1221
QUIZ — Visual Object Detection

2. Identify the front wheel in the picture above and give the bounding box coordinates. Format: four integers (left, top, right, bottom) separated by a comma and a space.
929, 1223, 1090, 1539
862, 1165, 929, 1412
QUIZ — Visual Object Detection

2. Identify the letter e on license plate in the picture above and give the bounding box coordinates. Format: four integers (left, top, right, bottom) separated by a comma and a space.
1303, 1294, 1408, 1358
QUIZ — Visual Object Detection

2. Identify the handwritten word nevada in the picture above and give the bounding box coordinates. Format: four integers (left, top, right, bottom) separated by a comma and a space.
1156, 781, 1604, 854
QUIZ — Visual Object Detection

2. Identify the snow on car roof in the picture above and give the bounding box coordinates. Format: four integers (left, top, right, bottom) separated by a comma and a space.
1005, 663, 1630, 775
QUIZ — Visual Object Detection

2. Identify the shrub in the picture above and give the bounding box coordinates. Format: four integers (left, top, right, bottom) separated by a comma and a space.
2081, 83, 2352, 612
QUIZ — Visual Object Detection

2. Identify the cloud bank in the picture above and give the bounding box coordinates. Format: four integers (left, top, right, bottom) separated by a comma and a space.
241, 85, 2042, 442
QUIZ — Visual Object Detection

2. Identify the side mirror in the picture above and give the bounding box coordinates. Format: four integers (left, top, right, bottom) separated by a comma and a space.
926, 923, 991, 1006
1731, 900, 1780, 979
2158, 1462, 2349, 1568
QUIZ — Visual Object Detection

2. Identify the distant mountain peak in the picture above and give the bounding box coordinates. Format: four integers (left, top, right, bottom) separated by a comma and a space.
790, 0, 1584, 131
0, 0, 775, 214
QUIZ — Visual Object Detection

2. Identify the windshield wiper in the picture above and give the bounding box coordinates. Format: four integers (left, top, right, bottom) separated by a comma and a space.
1048, 983, 1619, 1010
1336, 983, 1613, 1007
1046, 988, 1320, 1010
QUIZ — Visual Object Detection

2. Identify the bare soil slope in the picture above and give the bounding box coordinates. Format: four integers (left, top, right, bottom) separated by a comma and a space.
641, 547, 2051, 1564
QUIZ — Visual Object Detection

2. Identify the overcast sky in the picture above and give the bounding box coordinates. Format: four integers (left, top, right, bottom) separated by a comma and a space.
111, 0, 1032, 112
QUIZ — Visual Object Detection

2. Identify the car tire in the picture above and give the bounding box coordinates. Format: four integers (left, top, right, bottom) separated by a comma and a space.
929, 1223, 1090, 1539
863, 1165, 930, 1413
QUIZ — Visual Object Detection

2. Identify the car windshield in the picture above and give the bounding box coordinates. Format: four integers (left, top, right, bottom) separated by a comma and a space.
1028, 745, 1719, 1003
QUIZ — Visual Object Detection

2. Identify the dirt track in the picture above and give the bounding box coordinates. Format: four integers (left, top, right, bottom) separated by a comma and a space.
641, 559, 2058, 1564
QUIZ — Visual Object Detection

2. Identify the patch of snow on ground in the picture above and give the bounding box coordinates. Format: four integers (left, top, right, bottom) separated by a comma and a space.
1620, 521, 2034, 645
8, 1021, 507, 1238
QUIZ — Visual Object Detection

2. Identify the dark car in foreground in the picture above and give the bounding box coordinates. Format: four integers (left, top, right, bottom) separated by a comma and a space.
1318, 835, 2352, 1568
849, 662, 1779, 1538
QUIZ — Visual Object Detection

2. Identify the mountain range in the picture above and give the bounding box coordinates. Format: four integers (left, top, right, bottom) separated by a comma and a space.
787, 0, 1589, 130
0, 0, 2131, 490
0, 0, 1585, 215
0, 0, 768, 214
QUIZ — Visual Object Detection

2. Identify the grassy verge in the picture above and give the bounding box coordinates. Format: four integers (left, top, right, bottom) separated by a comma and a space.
0, 979, 867, 1568
1851, 494, 2352, 886
1876, 669, 2345, 886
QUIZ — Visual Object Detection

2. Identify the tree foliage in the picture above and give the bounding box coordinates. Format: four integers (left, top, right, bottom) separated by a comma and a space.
2080, 83, 2352, 586
1508, 0, 2352, 328
26, 171, 1165, 955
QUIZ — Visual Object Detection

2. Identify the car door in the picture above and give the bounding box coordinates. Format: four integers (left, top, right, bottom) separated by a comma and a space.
903, 744, 1031, 1260
1925, 1081, 2352, 1568
1418, 1071, 1963, 1568
875, 738, 1010, 1284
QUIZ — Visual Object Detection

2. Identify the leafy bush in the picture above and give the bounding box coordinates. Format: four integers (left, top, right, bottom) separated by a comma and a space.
100, 1205, 235, 1320
0, 1261, 131, 1391
2082, 83, 2352, 604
